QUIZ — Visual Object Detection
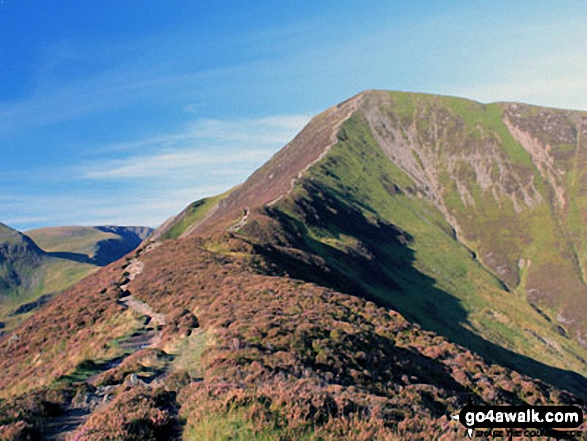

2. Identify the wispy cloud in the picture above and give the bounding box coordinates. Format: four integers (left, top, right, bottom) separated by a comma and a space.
95, 114, 312, 153
3, 216, 50, 227
456, 49, 587, 110
3, 113, 311, 230
187, 115, 312, 143
2, 185, 230, 230
82, 149, 275, 179
80, 114, 311, 179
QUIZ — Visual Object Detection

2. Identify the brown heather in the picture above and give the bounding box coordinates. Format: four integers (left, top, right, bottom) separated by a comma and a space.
2, 232, 582, 439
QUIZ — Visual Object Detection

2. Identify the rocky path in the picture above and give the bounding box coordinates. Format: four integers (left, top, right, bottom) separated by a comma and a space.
42, 409, 90, 441
228, 207, 250, 232
120, 295, 165, 327
119, 251, 165, 325
41, 247, 170, 440
117, 252, 166, 348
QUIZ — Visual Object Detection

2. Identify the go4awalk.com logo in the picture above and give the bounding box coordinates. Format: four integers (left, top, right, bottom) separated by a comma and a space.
452, 405, 584, 438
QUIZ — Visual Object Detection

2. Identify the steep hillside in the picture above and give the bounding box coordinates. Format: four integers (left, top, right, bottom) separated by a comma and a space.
2, 91, 587, 439
0, 223, 47, 334
188, 91, 587, 378
0, 223, 45, 298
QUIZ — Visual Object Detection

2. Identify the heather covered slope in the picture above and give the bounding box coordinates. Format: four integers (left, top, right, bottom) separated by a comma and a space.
0, 234, 584, 440
188, 93, 364, 235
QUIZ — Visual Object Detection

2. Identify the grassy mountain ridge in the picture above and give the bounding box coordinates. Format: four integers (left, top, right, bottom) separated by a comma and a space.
2, 90, 587, 439
188, 90, 587, 374
237, 110, 587, 393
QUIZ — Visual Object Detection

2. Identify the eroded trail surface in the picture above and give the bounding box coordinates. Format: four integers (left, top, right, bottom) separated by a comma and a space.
42, 409, 90, 441
41, 245, 176, 440
120, 296, 165, 327
117, 252, 166, 349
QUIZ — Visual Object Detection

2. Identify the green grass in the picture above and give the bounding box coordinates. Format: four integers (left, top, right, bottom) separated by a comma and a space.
161, 189, 233, 240
170, 328, 208, 377
183, 407, 319, 441
26, 226, 118, 259
0, 256, 98, 332
54, 359, 105, 384
437, 97, 534, 167
41, 259, 96, 292
184, 410, 278, 441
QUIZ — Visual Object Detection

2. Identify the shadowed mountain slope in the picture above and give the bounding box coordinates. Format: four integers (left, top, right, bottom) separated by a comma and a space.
0, 223, 45, 298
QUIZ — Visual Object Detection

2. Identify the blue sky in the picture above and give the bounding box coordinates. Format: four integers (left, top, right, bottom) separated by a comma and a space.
1, 1, 586, 230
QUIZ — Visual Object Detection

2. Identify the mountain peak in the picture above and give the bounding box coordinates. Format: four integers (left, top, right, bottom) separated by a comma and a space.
178, 90, 587, 364
182, 92, 364, 235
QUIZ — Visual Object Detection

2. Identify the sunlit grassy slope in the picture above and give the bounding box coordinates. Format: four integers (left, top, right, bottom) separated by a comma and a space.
159, 190, 233, 240
27, 226, 120, 259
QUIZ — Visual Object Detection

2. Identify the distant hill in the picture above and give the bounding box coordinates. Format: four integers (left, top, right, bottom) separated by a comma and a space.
0, 224, 152, 332
0, 223, 45, 297
2, 91, 587, 439
27, 225, 153, 266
